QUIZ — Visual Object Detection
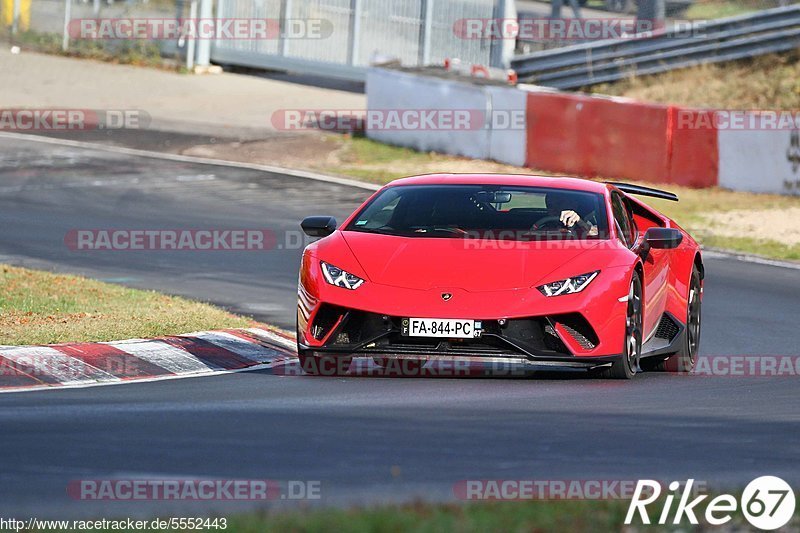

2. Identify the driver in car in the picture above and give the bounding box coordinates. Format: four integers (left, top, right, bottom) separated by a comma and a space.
540, 191, 599, 236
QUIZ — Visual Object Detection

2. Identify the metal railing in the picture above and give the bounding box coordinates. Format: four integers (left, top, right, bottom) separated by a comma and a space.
211, 0, 514, 82
510, 5, 800, 89
2, 0, 515, 82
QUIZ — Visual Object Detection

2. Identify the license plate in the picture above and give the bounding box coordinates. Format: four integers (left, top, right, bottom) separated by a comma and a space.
401, 318, 482, 338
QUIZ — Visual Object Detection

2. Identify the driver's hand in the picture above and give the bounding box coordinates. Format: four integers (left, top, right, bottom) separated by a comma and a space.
560, 210, 581, 227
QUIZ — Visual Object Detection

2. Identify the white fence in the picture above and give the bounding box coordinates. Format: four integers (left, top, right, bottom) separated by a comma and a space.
211, 0, 514, 81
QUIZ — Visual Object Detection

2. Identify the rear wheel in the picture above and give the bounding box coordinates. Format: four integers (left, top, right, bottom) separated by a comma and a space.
645, 265, 701, 373
666, 266, 701, 373
598, 271, 642, 379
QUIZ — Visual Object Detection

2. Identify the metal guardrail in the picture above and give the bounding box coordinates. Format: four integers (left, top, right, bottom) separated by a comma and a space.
510, 5, 800, 89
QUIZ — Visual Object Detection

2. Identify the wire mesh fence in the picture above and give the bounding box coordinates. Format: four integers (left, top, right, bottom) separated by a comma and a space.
1, 0, 797, 75
1, 0, 187, 66
212, 0, 502, 73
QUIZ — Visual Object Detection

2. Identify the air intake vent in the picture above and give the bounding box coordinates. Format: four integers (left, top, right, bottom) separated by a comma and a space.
552, 313, 599, 351
311, 304, 346, 341
560, 323, 596, 350
654, 314, 680, 341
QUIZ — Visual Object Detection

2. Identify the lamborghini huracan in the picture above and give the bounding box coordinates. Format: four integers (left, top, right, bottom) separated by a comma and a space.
296, 174, 703, 379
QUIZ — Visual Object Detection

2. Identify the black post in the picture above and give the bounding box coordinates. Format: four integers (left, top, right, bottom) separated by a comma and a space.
551, 0, 562, 19
637, 0, 665, 32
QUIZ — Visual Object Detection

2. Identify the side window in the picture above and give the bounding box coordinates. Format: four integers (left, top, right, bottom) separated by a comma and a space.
611, 192, 635, 247
626, 199, 638, 241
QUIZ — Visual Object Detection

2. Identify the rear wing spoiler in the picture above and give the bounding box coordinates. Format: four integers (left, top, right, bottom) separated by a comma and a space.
606, 182, 679, 202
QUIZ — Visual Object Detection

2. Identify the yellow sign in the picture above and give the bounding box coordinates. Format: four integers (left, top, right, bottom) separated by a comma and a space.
2, 0, 31, 31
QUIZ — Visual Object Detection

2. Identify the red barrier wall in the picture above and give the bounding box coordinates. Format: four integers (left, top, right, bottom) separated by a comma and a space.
525, 91, 718, 187
667, 107, 719, 188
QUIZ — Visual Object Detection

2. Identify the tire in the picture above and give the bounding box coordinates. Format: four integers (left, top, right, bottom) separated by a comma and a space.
298, 350, 352, 376
665, 265, 701, 373
598, 271, 642, 379
645, 265, 701, 373
640, 356, 667, 372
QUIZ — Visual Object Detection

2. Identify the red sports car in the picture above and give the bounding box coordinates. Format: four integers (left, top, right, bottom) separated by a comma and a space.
297, 174, 703, 379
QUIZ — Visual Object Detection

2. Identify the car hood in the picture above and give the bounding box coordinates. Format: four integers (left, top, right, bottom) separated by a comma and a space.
340, 231, 605, 291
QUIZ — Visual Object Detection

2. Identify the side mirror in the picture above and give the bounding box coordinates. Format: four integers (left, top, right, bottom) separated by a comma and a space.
301, 216, 337, 237
644, 227, 683, 249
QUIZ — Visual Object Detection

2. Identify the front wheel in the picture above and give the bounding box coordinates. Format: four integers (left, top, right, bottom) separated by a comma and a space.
597, 271, 642, 379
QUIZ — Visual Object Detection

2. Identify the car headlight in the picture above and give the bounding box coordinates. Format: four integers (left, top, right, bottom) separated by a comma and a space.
320, 261, 365, 290
537, 271, 599, 297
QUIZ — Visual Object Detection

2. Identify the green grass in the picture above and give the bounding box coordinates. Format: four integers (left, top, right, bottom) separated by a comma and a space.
0, 265, 253, 345
322, 136, 462, 184
346, 136, 424, 165
684, 0, 760, 20
642, 184, 798, 223
698, 235, 800, 261
160, 495, 798, 533
591, 51, 800, 110
3, 29, 168, 68
637, 184, 800, 260
20, 497, 800, 532
225, 501, 628, 533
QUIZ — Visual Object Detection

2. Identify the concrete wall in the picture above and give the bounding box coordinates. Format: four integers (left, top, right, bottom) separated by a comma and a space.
366, 68, 527, 166
719, 127, 800, 194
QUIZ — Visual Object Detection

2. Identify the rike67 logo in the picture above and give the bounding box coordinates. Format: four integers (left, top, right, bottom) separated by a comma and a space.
626, 477, 796, 530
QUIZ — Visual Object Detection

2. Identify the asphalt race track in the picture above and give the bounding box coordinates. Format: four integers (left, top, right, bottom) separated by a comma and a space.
1, 136, 799, 518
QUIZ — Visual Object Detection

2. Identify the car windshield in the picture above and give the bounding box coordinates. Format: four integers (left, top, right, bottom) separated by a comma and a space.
345, 184, 609, 240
